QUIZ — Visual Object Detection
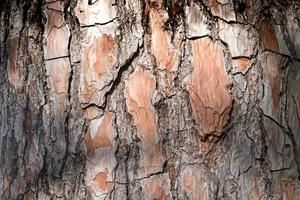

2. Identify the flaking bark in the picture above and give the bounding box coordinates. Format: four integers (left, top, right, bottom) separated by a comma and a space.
1, 0, 300, 199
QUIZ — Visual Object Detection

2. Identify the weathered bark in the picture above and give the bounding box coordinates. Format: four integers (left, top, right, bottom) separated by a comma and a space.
1, 0, 300, 199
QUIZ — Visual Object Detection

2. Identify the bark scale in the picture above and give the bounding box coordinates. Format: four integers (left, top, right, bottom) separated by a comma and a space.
0, 0, 300, 199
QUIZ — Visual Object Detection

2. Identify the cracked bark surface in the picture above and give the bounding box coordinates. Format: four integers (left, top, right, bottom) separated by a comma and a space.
1, 0, 300, 199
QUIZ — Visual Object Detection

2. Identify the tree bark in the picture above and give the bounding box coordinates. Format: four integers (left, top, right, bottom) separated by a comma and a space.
1, 0, 300, 199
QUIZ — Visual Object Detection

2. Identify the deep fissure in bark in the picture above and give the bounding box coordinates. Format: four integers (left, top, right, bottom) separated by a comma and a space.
1, 0, 300, 199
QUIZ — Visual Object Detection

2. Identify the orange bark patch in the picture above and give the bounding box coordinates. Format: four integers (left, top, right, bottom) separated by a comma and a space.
260, 22, 279, 52
94, 172, 107, 190
93, 169, 113, 192
144, 174, 171, 200
45, 58, 70, 106
195, 134, 216, 155
46, 59, 69, 95
44, 9, 70, 59
45, 9, 64, 35
168, 166, 176, 186
149, 9, 175, 71
84, 106, 101, 120
182, 169, 195, 191
95, 35, 116, 75
232, 57, 251, 72
80, 79, 98, 105
84, 34, 117, 77
85, 112, 114, 152
181, 166, 217, 199
124, 69, 164, 175
45, 26, 70, 58
203, 0, 235, 21
80, 34, 117, 105
125, 70, 157, 143
93, 112, 114, 149
187, 38, 232, 135
250, 177, 260, 200
211, 0, 219, 14
85, 129, 94, 152
276, 180, 298, 200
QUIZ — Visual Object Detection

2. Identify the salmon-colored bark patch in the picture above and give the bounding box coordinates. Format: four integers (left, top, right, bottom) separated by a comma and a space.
124, 69, 165, 175
187, 38, 232, 135
143, 174, 171, 200
276, 180, 298, 200
85, 35, 116, 76
85, 112, 116, 196
80, 33, 117, 105
46, 59, 70, 95
93, 112, 114, 149
80, 79, 98, 105
203, 0, 236, 21
94, 171, 108, 191
83, 34, 117, 77
180, 166, 217, 200
93, 169, 113, 192
125, 70, 157, 143
44, 9, 70, 59
85, 112, 114, 152
182, 169, 195, 191
195, 134, 216, 155
250, 172, 260, 200
149, 8, 175, 71
45, 9, 64, 35
45, 58, 70, 108
232, 57, 251, 72
85, 129, 94, 152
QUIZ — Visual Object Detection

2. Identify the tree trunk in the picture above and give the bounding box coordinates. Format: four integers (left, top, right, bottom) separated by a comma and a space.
1, 0, 300, 199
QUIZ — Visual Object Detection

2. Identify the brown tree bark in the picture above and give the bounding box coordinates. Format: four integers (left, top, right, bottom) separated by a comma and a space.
1, 0, 300, 199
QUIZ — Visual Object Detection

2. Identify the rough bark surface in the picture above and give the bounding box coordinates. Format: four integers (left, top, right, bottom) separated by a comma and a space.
1, 0, 300, 199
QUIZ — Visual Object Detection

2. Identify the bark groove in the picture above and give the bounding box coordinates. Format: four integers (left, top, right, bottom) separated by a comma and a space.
1, 0, 300, 199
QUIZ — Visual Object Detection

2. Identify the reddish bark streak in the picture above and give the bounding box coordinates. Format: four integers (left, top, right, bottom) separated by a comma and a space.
187, 38, 232, 135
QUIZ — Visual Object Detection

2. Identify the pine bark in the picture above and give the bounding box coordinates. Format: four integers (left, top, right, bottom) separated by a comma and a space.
0, 0, 300, 199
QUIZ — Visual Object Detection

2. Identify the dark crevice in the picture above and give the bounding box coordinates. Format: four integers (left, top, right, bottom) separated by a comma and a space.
80, 17, 118, 28
82, 44, 141, 111
44, 55, 70, 61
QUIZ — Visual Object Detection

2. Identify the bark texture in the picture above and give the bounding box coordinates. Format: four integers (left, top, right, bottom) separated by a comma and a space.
1, 0, 300, 199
